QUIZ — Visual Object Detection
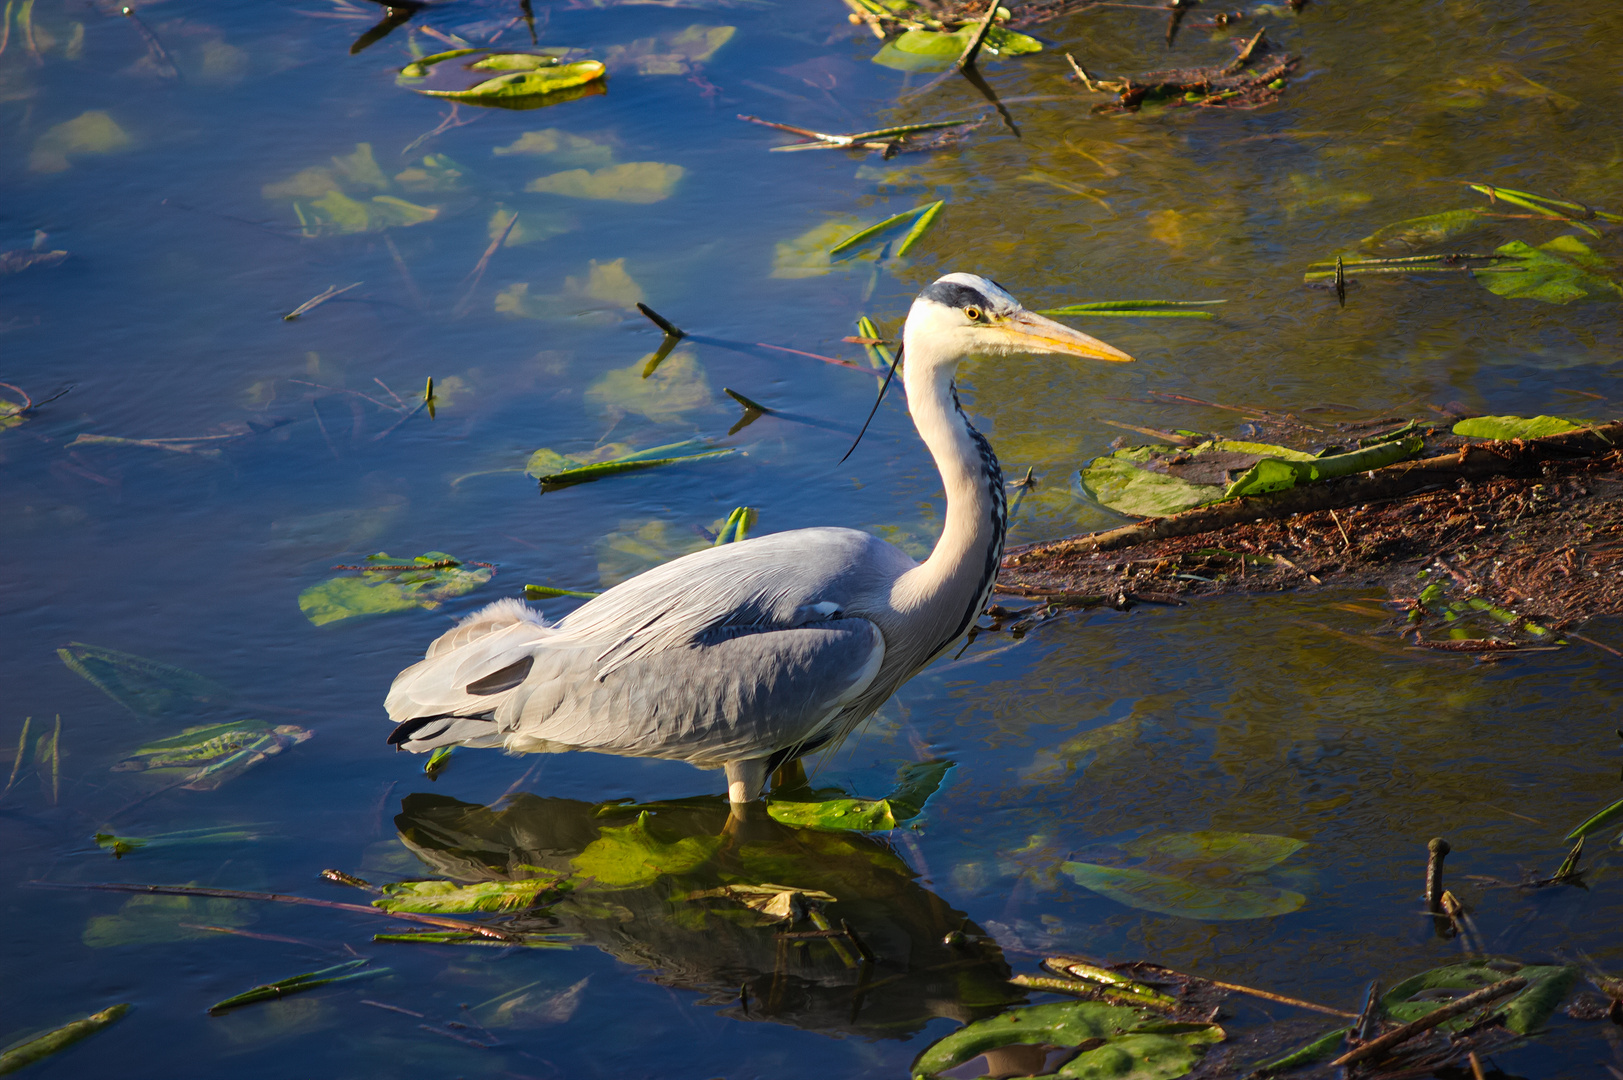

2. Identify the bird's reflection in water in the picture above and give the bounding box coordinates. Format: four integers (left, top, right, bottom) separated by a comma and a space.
393, 791, 1021, 1040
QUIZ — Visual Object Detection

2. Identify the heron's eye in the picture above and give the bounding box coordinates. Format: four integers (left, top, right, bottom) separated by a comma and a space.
964, 306, 982, 322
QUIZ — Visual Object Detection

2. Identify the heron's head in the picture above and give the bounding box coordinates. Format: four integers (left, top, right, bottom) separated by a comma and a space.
902, 273, 1134, 369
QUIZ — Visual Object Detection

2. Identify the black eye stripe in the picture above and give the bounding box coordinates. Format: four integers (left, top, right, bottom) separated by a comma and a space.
919, 280, 990, 310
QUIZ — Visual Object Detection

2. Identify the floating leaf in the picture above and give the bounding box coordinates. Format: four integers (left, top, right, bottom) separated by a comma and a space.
569, 810, 722, 889
114, 720, 312, 790
1474, 236, 1623, 304
1360, 208, 1490, 253
409, 55, 606, 102
1566, 794, 1623, 841
603, 24, 735, 74
911, 1000, 1222, 1080
767, 760, 952, 832
830, 204, 930, 256
873, 25, 1042, 73
298, 552, 494, 626
526, 161, 685, 203
58, 643, 229, 718
1248, 1026, 1349, 1074
596, 519, 709, 585
1452, 414, 1581, 440
208, 959, 385, 1014
399, 47, 485, 78
29, 110, 132, 173
374, 872, 570, 913
0, 1004, 130, 1074
1081, 448, 1225, 517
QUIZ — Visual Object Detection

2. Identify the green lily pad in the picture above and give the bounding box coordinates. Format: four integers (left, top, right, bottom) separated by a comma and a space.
374, 871, 571, 913
525, 161, 685, 203
1382, 961, 1576, 1034
767, 760, 952, 832
1360, 208, 1490, 253
569, 810, 722, 889
57, 643, 230, 718
873, 25, 1042, 73
1061, 830, 1309, 921
1081, 448, 1225, 517
911, 1000, 1222, 1080
1452, 414, 1581, 440
114, 720, 312, 790
1474, 236, 1623, 304
298, 551, 494, 626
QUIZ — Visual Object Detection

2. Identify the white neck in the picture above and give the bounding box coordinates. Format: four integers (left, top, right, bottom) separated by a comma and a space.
890, 340, 1006, 657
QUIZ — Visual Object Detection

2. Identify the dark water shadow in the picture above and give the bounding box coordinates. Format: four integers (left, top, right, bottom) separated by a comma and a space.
395, 791, 1021, 1039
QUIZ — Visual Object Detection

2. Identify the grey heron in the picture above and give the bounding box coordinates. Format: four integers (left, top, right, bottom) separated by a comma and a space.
384, 273, 1132, 803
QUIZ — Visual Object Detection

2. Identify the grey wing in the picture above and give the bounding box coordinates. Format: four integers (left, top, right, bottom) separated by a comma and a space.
385, 527, 912, 762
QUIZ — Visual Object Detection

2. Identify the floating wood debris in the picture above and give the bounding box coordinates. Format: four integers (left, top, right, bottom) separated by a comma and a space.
738, 114, 985, 157
1068, 28, 1298, 111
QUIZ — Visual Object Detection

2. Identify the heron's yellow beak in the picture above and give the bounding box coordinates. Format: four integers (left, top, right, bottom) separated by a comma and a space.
996, 309, 1135, 363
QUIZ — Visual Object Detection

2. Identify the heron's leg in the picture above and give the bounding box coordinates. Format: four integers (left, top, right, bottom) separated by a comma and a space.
723, 759, 768, 804
770, 757, 807, 793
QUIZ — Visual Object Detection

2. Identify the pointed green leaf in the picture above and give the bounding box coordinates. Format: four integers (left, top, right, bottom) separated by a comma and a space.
375, 873, 569, 913
1474, 236, 1623, 304
1452, 415, 1582, 440
58, 643, 230, 719
0, 1004, 130, 1074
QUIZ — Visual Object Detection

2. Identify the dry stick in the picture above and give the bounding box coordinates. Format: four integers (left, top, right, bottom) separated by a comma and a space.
454, 212, 517, 316
30, 881, 519, 940
1568, 631, 1623, 659
283, 282, 361, 321
1194, 975, 1359, 1019
1004, 421, 1623, 564
1425, 838, 1451, 914
1328, 977, 1526, 1068
635, 302, 685, 338
755, 341, 884, 376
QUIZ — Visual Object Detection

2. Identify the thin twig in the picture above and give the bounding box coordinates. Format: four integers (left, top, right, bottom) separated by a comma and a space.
955, 0, 1000, 70
283, 282, 361, 321
455, 213, 517, 316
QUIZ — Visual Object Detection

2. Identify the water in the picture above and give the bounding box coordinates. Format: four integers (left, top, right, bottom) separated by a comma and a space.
3, 0, 1622, 1074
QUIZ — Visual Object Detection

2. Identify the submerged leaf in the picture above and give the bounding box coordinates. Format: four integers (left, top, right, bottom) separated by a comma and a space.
493, 128, 616, 166
1360, 208, 1490, 253
873, 25, 1042, 73
1474, 236, 1623, 304
570, 811, 722, 888
767, 760, 952, 832
1452, 414, 1581, 440
82, 893, 252, 947
298, 552, 494, 626
1061, 830, 1309, 921
526, 161, 684, 203
114, 720, 312, 790
29, 111, 132, 173
911, 999, 1221, 1080
585, 352, 714, 423
1060, 862, 1306, 920
603, 24, 735, 75
375, 873, 569, 913
58, 643, 229, 718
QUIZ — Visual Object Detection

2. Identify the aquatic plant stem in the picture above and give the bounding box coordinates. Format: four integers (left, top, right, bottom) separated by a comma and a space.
1328, 977, 1525, 1067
